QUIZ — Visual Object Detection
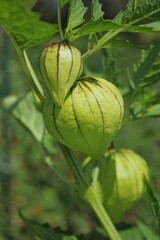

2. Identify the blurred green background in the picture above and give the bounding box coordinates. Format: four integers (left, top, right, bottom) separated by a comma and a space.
0, 1, 160, 239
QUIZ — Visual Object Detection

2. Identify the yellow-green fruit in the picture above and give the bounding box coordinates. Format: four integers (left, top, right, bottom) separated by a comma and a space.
98, 149, 149, 223
39, 40, 83, 106
43, 77, 124, 158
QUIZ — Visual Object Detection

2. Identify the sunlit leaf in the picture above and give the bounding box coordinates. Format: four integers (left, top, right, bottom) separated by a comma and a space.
92, 0, 104, 20
70, 18, 160, 41
0, 0, 58, 49
66, 0, 87, 37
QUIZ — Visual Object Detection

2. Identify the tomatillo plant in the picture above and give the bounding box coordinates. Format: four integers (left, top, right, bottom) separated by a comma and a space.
1, 0, 160, 239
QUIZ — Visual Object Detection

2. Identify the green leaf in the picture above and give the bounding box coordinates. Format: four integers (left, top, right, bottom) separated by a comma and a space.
145, 182, 160, 232
137, 220, 159, 240
63, 237, 78, 240
139, 70, 160, 88
119, 227, 143, 240
122, 0, 160, 25
101, 49, 119, 85
71, 19, 122, 40
130, 91, 160, 119
0, 0, 58, 49
119, 221, 159, 240
19, 211, 80, 240
21, 0, 37, 9
103, 38, 143, 49
19, 210, 62, 240
130, 44, 160, 86
3, 92, 45, 142
65, 0, 87, 37
70, 18, 160, 41
92, 0, 104, 21
141, 104, 160, 118
59, 0, 70, 8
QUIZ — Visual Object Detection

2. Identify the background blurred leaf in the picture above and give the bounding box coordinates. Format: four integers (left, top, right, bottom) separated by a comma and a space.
140, 104, 160, 118
122, 0, 160, 24
19, 210, 62, 240
119, 227, 143, 240
119, 221, 159, 240
0, 0, 58, 49
3, 92, 45, 142
137, 220, 159, 240
101, 49, 119, 85
129, 44, 160, 86
145, 181, 160, 233
63, 237, 78, 240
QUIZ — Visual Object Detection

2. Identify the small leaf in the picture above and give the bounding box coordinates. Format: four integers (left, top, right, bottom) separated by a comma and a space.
139, 70, 160, 88
141, 104, 160, 118
122, 0, 160, 25
0, 0, 58, 49
66, 0, 87, 37
92, 0, 104, 21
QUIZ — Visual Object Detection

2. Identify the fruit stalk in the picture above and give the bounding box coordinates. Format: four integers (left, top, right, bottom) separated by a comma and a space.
81, 186, 122, 240
59, 144, 122, 240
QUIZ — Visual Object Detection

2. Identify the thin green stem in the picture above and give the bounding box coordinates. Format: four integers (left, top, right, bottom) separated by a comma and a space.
58, 143, 89, 188
57, 1, 64, 40
45, 156, 76, 188
10, 36, 44, 102
23, 50, 45, 101
58, 143, 121, 240
39, 143, 75, 187
83, 186, 122, 240
82, 28, 124, 60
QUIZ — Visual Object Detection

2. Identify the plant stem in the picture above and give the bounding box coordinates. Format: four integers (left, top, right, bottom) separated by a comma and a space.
83, 186, 122, 240
58, 143, 89, 188
82, 28, 124, 60
57, 1, 64, 40
58, 143, 121, 240
10, 36, 45, 103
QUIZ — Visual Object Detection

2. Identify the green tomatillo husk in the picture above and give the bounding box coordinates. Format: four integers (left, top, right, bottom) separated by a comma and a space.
86, 148, 149, 223
39, 40, 83, 106
43, 77, 124, 159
